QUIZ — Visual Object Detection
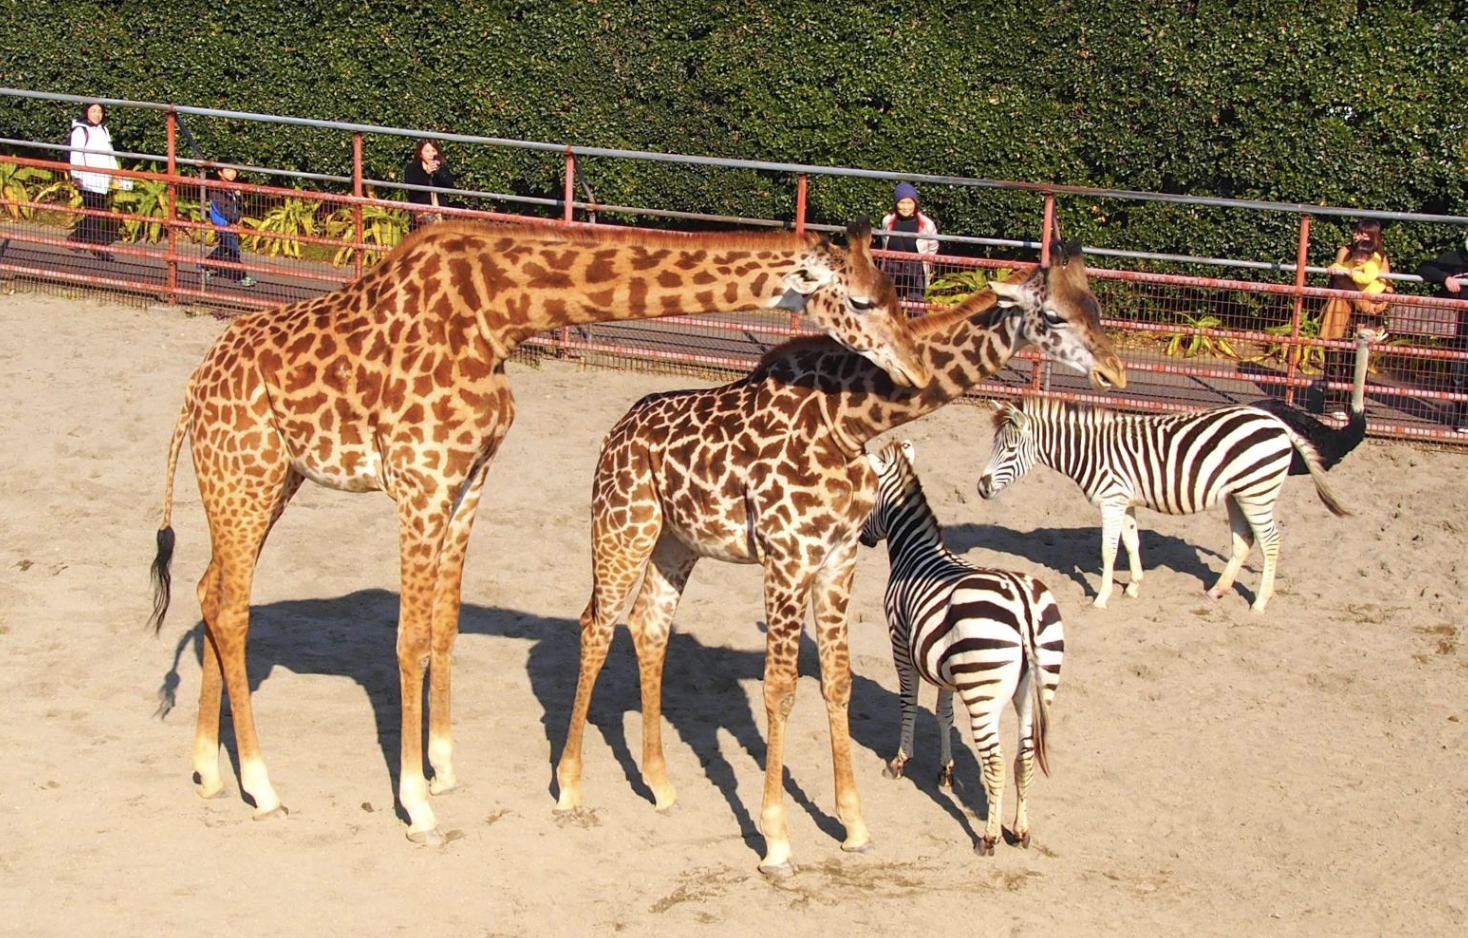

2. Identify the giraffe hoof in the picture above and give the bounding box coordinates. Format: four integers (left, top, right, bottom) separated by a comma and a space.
654, 800, 680, 816
974, 837, 996, 857
251, 804, 289, 822
194, 779, 224, 800
840, 837, 874, 854
758, 860, 798, 879
407, 825, 445, 847
429, 777, 460, 796
1017, 831, 1032, 849
1092, 596, 1109, 609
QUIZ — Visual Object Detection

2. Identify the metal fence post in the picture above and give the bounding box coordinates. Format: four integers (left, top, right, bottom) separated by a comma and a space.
352, 133, 364, 280
165, 111, 179, 304
1283, 213, 1312, 406
1031, 192, 1058, 390
555, 149, 577, 355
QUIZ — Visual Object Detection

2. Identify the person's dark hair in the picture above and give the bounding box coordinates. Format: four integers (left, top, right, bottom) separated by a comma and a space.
413, 138, 442, 164
1349, 219, 1384, 258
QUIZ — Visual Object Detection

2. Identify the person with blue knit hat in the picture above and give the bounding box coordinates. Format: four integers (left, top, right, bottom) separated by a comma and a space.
879, 181, 939, 306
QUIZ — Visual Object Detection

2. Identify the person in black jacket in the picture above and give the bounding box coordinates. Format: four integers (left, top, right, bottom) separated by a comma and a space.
1415, 237, 1468, 432
404, 139, 456, 231
202, 166, 253, 287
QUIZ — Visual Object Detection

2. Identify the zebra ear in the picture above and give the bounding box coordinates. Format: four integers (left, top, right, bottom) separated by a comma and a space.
866, 449, 888, 474
898, 439, 916, 467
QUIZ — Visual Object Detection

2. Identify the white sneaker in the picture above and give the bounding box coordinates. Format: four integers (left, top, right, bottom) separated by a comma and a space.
1329, 410, 1348, 421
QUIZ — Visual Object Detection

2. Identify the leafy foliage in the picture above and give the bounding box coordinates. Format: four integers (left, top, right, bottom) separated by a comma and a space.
324, 195, 410, 267
2, 1, 1466, 270
241, 190, 320, 259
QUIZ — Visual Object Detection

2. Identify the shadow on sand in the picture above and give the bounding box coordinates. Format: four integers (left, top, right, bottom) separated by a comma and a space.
154, 588, 990, 854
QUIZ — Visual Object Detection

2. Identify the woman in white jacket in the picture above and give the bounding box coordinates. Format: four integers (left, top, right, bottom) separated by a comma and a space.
878, 181, 939, 304
68, 102, 129, 260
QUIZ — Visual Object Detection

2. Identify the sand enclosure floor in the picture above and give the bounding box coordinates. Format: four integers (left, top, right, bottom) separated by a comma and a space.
0, 293, 1464, 936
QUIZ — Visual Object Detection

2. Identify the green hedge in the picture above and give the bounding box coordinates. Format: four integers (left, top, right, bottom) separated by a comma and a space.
3, 0, 1466, 275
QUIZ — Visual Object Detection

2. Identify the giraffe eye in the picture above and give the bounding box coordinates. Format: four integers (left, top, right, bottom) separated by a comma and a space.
1041, 308, 1066, 327
849, 297, 877, 312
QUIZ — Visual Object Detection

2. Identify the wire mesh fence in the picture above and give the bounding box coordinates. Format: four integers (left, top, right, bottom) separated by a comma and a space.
3, 87, 1468, 444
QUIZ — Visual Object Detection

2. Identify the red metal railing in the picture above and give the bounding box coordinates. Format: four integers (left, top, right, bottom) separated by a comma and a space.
3, 107, 1467, 444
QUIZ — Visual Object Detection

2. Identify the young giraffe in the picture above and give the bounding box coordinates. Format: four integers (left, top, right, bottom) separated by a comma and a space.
146, 219, 930, 845
555, 240, 1126, 874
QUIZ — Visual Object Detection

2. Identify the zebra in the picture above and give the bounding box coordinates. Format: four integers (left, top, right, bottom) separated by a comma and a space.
859, 440, 1064, 855
975, 397, 1363, 612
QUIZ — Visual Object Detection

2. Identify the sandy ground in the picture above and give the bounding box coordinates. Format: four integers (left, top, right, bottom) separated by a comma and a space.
0, 291, 1464, 938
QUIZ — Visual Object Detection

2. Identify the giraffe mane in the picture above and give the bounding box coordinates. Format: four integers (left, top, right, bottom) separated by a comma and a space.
394, 218, 824, 253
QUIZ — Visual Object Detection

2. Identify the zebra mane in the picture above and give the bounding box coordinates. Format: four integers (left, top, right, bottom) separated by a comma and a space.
1009, 396, 1124, 429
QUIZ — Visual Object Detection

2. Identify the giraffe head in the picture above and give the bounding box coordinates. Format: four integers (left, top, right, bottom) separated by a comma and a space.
975, 402, 1038, 500
988, 239, 1127, 391
859, 439, 920, 547
778, 220, 929, 388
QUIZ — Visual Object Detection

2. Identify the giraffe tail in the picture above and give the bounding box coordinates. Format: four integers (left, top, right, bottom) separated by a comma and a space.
148, 397, 192, 634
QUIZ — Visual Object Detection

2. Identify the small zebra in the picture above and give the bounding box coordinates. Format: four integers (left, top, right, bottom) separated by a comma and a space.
975, 398, 1362, 612
860, 440, 1064, 855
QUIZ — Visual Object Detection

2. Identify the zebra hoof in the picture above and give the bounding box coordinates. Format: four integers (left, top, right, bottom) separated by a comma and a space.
974, 837, 996, 857
882, 760, 906, 780
936, 765, 953, 790
1092, 596, 1110, 609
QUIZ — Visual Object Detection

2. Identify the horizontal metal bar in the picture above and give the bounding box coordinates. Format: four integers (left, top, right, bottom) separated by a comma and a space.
8, 86, 1468, 225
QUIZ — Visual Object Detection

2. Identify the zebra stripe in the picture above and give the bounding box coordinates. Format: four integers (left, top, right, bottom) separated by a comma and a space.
860, 440, 1063, 855
975, 397, 1351, 612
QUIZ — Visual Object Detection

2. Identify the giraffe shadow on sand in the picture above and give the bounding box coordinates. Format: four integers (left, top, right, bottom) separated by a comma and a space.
153, 588, 983, 853
941, 522, 1235, 601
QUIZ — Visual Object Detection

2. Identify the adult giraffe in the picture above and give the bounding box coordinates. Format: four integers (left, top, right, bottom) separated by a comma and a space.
146, 219, 929, 845
555, 240, 1125, 875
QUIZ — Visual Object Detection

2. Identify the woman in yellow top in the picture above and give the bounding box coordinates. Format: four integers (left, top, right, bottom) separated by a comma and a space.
1317, 219, 1392, 418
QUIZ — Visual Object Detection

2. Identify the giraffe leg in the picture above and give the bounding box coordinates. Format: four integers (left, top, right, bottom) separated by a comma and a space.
394, 497, 459, 845
1208, 495, 1254, 604
425, 454, 500, 797
192, 559, 225, 799
555, 507, 661, 813
1121, 507, 1145, 599
1094, 503, 1126, 608
809, 550, 870, 855
935, 688, 955, 790
194, 464, 299, 818
756, 565, 814, 876
624, 534, 697, 812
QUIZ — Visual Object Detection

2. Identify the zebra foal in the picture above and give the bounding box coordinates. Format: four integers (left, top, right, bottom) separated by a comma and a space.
975, 398, 1361, 612
860, 440, 1064, 855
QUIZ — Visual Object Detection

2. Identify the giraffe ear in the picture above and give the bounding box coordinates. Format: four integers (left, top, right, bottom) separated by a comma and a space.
989, 279, 1027, 309
845, 217, 873, 253
782, 262, 835, 297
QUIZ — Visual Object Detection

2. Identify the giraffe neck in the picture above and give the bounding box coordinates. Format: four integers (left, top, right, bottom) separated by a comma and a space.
792, 293, 1026, 450
401, 224, 822, 353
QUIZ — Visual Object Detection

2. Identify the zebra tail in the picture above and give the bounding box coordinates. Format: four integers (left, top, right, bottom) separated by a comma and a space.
1250, 398, 1366, 474
1283, 427, 1353, 518
1023, 603, 1053, 778
148, 397, 192, 634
